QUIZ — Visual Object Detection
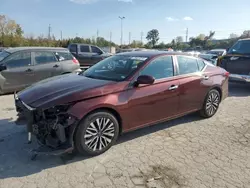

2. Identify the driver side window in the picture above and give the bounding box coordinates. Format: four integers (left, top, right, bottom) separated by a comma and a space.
5, 52, 31, 69
140, 56, 174, 80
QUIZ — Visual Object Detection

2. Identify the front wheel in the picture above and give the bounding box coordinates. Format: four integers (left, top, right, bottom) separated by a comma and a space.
200, 89, 221, 118
75, 111, 119, 156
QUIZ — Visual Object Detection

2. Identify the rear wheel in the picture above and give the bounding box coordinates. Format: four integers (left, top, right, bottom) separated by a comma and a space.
200, 89, 221, 118
75, 111, 119, 156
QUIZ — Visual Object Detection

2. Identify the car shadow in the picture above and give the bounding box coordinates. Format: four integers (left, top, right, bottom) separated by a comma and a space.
0, 112, 201, 179
229, 83, 250, 97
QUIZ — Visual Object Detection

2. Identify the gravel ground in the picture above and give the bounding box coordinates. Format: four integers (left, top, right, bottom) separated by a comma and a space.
0, 83, 250, 188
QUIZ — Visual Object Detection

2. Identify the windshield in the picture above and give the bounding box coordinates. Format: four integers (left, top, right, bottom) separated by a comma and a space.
81, 55, 149, 81
0, 51, 10, 62
228, 40, 250, 55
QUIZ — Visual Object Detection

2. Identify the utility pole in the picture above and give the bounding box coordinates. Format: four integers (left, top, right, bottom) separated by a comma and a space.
97, 29, 99, 39
140, 31, 143, 44
109, 31, 112, 52
129, 32, 131, 45
119, 16, 125, 46
185, 28, 189, 42
48, 24, 51, 40
60, 30, 62, 41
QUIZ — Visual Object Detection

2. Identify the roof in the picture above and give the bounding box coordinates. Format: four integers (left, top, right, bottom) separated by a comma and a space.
116, 50, 192, 58
210, 49, 226, 51
5, 47, 68, 53
239, 38, 250, 41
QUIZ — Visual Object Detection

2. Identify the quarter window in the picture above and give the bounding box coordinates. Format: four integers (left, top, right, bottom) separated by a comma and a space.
55, 52, 73, 61
80, 45, 90, 52
177, 56, 199, 75
197, 59, 205, 71
140, 56, 174, 80
5, 52, 31, 68
34, 51, 57, 65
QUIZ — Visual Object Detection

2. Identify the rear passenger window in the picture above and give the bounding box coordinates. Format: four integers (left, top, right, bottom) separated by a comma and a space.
197, 59, 205, 71
56, 52, 73, 61
5, 52, 31, 68
80, 45, 90, 52
34, 52, 57, 65
177, 56, 199, 75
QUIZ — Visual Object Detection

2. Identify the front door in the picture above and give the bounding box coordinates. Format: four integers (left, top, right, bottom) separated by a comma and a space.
1, 51, 34, 92
32, 51, 62, 83
127, 55, 180, 130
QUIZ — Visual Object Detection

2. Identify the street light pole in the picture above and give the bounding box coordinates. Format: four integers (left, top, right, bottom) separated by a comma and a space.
119, 16, 125, 46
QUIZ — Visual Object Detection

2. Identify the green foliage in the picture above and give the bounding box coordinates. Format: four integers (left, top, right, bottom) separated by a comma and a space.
146, 29, 159, 47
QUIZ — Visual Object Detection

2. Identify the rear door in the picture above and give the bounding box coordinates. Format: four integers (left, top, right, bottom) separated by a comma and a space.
90, 46, 104, 64
32, 51, 62, 82
1, 51, 34, 92
174, 55, 210, 114
77, 45, 92, 67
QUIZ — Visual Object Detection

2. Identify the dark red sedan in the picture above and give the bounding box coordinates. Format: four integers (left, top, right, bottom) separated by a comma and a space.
15, 51, 229, 156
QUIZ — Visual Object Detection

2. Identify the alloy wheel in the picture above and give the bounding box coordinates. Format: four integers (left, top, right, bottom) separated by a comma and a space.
84, 117, 115, 152
205, 91, 220, 116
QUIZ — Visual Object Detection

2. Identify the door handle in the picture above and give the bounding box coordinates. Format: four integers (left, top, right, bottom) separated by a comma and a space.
203, 75, 209, 80
53, 64, 59, 68
168, 85, 179, 91
25, 68, 33, 72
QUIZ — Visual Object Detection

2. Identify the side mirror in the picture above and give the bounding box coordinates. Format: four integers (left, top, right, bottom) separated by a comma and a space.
136, 75, 155, 85
0, 64, 7, 71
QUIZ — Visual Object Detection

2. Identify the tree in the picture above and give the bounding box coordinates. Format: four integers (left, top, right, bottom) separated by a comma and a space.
240, 30, 250, 39
130, 40, 143, 48
176, 36, 183, 43
146, 29, 159, 47
229, 33, 238, 39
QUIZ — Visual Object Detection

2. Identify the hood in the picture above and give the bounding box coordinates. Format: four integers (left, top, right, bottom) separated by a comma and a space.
18, 73, 117, 109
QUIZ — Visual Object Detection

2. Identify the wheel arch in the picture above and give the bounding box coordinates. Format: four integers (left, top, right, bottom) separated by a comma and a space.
72, 106, 123, 145
210, 85, 222, 102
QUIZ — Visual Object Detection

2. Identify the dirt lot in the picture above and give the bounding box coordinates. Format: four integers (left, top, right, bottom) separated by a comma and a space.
0, 83, 250, 188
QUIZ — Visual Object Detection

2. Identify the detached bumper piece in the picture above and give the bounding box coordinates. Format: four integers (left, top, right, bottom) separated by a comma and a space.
14, 97, 79, 160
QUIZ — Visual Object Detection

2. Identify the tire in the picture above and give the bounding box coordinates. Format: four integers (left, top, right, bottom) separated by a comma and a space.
199, 89, 221, 118
75, 111, 120, 156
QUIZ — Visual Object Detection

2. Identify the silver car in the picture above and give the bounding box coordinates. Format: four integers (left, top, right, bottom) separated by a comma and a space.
0, 47, 81, 94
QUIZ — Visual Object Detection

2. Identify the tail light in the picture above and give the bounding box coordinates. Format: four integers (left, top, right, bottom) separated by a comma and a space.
72, 57, 79, 64
224, 71, 230, 77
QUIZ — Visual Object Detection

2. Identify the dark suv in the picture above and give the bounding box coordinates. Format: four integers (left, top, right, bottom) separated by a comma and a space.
68, 43, 112, 67
218, 38, 250, 83
0, 47, 81, 94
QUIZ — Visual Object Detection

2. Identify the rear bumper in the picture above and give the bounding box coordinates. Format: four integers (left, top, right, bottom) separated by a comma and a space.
229, 74, 250, 83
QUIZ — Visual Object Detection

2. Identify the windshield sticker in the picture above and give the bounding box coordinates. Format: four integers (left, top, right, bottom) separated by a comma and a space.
130, 57, 148, 61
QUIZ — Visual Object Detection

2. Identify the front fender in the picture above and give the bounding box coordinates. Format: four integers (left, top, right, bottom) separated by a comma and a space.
67, 96, 119, 121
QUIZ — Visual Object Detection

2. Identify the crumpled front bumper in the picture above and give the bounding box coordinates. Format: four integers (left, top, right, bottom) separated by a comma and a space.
14, 95, 79, 155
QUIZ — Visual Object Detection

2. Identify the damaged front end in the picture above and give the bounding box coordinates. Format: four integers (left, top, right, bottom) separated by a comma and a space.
15, 96, 79, 155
